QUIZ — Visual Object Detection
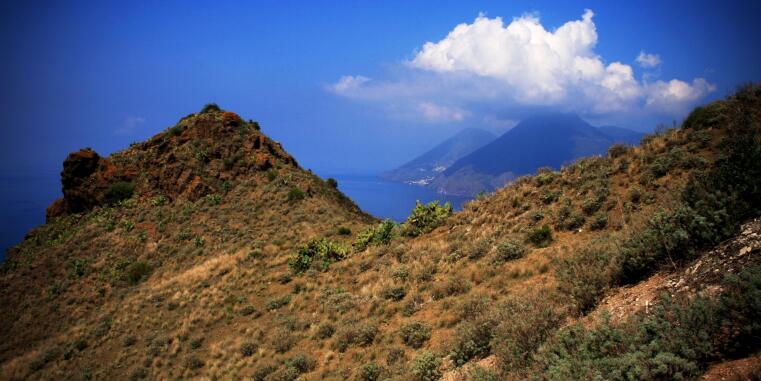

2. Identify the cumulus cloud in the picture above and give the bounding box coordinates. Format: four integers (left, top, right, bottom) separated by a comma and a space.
330, 10, 713, 124
636, 51, 662, 68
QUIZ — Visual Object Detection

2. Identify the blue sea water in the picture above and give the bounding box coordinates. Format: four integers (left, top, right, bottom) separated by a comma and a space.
332, 174, 470, 222
0, 173, 61, 261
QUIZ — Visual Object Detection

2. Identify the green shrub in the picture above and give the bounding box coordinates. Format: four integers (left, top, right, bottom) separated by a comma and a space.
526, 225, 553, 247
266, 295, 291, 310
399, 321, 431, 349
590, 213, 608, 230
252, 363, 278, 381
466, 240, 490, 260
332, 323, 378, 352
314, 323, 335, 339
556, 244, 619, 314
402, 201, 453, 237
541, 190, 559, 204
200, 103, 221, 113
381, 285, 407, 301
288, 238, 349, 273
287, 187, 305, 203
326, 177, 338, 188
682, 103, 724, 130
450, 316, 498, 366
206, 194, 222, 205
126, 261, 150, 285
105, 181, 136, 205
492, 297, 564, 374
70, 258, 90, 278
358, 363, 382, 381
493, 240, 528, 264
353, 219, 396, 251
240, 341, 258, 357
337, 226, 351, 235
284, 353, 316, 375
410, 351, 442, 381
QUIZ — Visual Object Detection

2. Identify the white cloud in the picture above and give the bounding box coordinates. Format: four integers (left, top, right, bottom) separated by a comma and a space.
636, 51, 662, 68
417, 102, 466, 122
330, 10, 714, 123
645, 78, 715, 113
114, 116, 146, 135
330, 75, 370, 94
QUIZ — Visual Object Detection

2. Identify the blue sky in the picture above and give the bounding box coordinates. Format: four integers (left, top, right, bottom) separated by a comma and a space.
1, 1, 760, 176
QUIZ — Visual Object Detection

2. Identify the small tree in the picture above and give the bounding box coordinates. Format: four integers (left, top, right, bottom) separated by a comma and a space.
402, 201, 453, 237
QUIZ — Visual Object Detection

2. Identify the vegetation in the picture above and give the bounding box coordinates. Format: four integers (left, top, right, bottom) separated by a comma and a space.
402, 200, 453, 236
353, 219, 396, 251
399, 321, 431, 348
5, 86, 761, 380
105, 181, 135, 205
288, 238, 349, 273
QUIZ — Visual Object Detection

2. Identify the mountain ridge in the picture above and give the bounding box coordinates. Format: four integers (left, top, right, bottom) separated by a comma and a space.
381, 128, 495, 185
430, 113, 643, 196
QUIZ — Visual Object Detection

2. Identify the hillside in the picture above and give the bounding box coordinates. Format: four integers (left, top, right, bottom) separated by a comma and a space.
1, 85, 760, 381
381, 128, 495, 185
429, 114, 643, 196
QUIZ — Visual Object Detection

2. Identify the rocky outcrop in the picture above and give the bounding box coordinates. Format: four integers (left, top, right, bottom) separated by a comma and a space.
46, 109, 298, 220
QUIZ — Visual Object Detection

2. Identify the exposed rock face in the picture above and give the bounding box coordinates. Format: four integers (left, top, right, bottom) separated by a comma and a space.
46, 110, 297, 220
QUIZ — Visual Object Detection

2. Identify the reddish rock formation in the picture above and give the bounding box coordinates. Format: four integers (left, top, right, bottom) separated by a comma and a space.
46, 108, 297, 221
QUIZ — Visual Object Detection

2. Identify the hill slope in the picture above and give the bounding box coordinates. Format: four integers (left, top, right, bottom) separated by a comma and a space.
381, 128, 495, 185
429, 114, 643, 196
1, 85, 760, 381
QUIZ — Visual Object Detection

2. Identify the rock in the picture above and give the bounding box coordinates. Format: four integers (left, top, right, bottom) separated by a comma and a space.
739, 246, 752, 256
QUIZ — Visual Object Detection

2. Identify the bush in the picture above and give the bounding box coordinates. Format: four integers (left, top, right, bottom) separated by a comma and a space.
400, 321, 432, 349
556, 244, 619, 314
682, 103, 724, 130
271, 328, 298, 353
240, 341, 257, 357
450, 316, 498, 367
266, 295, 291, 310
126, 261, 150, 285
432, 277, 470, 299
252, 363, 278, 381
410, 351, 442, 381
314, 323, 335, 339
381, 285, 407, 301
590, 213, 608, 230
337, 226, 351, 235
287, 187, 305, 203
333, 323, 378, 352
284, 353, 316, 374
353, 219, 396, 251
105, 181, 136, 205
526, 225, 553, 247
402, 201, 453, 237
608, 144, 630, 158
326, 177, 338, 188
493, 240, 528, 264
288, 238, 349, 273
200, 103, 221, 113
492, 297, 564, 374
358, 363, 382, 381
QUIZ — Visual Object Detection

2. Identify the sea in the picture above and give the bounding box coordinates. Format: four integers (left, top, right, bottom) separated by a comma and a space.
0, 173, 61, 261
0, 173, 471, 261
332, 174, 470, 222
